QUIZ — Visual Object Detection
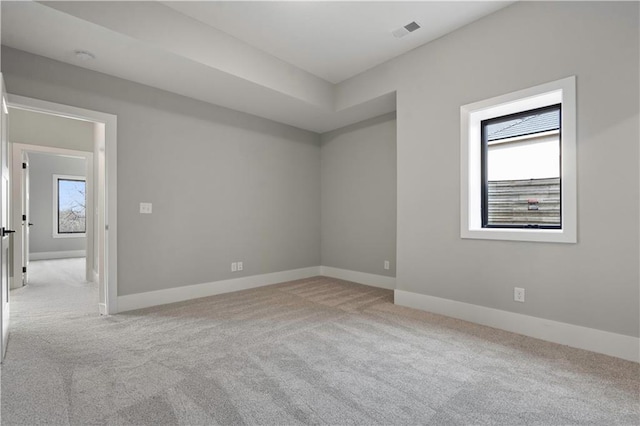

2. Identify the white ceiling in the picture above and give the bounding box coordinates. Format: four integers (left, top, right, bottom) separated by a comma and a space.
162, 1, 512, 84
1, 1, 515, 132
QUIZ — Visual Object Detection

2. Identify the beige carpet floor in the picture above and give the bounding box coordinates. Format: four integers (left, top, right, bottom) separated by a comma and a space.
1, 258, 638, 425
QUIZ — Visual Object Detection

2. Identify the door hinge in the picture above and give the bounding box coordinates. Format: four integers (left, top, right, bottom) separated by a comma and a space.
22, 266, 26, 273
22, 162, 27, 169
22, 214, 26, 221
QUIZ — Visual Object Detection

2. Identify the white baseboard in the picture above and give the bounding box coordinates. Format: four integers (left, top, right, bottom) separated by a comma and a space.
116, 265, 393, 314
117, 266, 321, 313
395, 289, 640, 363
30, 250, 86, 261
113, 265, 637, 362
320, 266, 396, 290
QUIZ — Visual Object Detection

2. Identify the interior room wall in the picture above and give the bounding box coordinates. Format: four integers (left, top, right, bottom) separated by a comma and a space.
320, 113, 397, 277
28, 152, 86, 256
2, 46, 321, 297
338, 1, 639, 338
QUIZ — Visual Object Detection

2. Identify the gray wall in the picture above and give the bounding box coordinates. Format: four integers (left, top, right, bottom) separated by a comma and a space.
8, 107, 94, 152
28, 152, 86, 254
321, 113, 396, 276
2, 46, 321, 297
339, 1, 639, 337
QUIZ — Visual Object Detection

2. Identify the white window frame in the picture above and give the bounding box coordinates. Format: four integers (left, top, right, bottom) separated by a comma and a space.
460, 76, 577, 243
52, 174, 87, 239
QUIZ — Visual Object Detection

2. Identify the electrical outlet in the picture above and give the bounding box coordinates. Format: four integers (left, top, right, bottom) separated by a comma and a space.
514, 287, 525, 303
139, 202, 152, 214
384, 260, 390, 270
237, 261, 243, 271
231, 262, 237, 272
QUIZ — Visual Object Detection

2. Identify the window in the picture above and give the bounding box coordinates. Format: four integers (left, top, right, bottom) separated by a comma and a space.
53, 175, 86, 237
482, 104, 561, 228
461, 77, 576, 243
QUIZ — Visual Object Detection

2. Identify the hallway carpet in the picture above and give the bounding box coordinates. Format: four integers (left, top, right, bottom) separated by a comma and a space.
1, 259, 638, 425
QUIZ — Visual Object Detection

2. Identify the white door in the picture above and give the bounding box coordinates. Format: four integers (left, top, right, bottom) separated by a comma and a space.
1, 74, 11, 360
22, 152, 30, 285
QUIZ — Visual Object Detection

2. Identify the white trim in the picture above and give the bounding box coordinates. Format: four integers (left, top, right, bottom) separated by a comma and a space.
52, 174, 87, 239
460, 76, 577, 243
395, 289, 639, 363
98, 303, 107, 315
30, 250, 86, 261
117, 266, 395, 313
320, 266, 396, 290
8, 95, 118, 315
117, 267, 321, 312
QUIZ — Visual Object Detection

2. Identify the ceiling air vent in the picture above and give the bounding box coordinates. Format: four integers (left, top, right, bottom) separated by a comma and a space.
392, 21, 421, 39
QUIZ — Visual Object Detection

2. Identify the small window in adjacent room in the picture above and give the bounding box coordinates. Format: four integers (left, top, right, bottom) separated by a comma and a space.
460, 76, 576, 243
53, 175, 86, 237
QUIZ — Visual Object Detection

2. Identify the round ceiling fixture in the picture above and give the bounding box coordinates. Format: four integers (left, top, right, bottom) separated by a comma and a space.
74, 50, 96, 61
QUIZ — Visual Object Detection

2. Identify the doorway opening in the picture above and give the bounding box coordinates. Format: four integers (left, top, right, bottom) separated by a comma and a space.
11, 145, 93, 297
7, 95, 117, 316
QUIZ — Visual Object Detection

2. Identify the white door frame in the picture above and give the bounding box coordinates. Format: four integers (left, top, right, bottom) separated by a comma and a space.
7, 95, 118, 314
1, 75, 10, 360
11, 144, 94, 287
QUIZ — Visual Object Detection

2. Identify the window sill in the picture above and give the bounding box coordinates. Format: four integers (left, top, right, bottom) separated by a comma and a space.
52, 233, 86, 239
462, 227, 576, 244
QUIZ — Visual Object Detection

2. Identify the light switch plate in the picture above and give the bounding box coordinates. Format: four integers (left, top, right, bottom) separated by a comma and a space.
139, 202, 152, 214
